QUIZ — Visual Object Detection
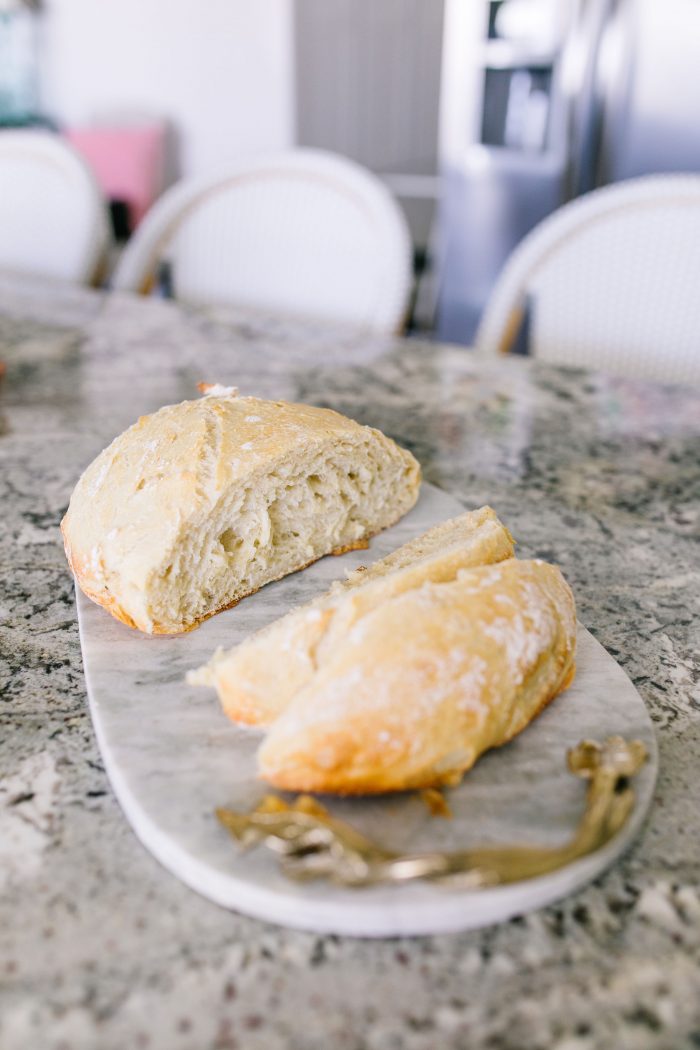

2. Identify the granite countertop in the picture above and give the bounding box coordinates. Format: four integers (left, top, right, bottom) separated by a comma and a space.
1, 274, 698, 1050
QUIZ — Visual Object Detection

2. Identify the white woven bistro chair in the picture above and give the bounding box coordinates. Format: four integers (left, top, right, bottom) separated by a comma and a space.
112, 149, 413, 334
475, 175, 700, 386
0, 130, 110, 286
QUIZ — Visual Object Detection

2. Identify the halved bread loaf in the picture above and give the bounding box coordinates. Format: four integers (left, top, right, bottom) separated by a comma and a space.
258, 559, 576, 794
61, 387, 420, 634
189, 507, 515, 725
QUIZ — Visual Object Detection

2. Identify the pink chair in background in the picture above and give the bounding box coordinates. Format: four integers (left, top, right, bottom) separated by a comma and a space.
66, 123, 166, 232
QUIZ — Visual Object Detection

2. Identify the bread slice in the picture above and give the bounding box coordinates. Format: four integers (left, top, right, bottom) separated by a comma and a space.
61, 386, 420, 634
189, 507, 515, 725
258, 559, 576, 794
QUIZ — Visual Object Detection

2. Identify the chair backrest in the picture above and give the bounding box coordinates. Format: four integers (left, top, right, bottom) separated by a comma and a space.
475, 175, 700, 385
112, 149, 412, 334
0, 130, 110, 286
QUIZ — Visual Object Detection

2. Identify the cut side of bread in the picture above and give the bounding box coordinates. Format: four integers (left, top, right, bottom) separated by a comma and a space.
61, 388, 420, 634
257, 559, 576, 794
189, 506, 515, 725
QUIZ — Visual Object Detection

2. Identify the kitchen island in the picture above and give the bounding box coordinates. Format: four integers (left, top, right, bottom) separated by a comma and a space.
1, 274, 698, 1050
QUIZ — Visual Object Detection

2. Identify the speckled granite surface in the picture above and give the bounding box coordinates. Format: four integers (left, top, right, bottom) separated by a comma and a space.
1, 273, 698, 1050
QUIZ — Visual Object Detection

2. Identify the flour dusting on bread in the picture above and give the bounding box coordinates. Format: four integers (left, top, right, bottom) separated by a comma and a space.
189, 507, 515, 725
62, 390, 420, 634
257, 559, 576, 794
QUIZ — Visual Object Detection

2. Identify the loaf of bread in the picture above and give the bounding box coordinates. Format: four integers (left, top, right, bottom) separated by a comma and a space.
257, 558, 576, 794
189, 507, 515, 726
61, 386, 420, 634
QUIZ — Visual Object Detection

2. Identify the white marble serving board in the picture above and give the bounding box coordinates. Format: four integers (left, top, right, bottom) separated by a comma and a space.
78, 483, 657, 937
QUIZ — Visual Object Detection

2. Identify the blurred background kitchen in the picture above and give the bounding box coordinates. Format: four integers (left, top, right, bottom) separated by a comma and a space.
2, 0, 700, 348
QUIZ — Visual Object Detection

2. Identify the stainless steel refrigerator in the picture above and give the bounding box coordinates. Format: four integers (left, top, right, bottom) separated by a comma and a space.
436, 0, 700, 343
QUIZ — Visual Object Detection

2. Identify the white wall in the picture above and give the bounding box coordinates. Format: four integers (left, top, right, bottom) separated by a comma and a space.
38, 0, 295, 181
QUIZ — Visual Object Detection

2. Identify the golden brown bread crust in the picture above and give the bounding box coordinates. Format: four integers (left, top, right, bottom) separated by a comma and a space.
257, 558, 577, 794
191, 506, 516, 722
63, 526, 373, 636
62, 533, 143, 631
61, 389, 420, 633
